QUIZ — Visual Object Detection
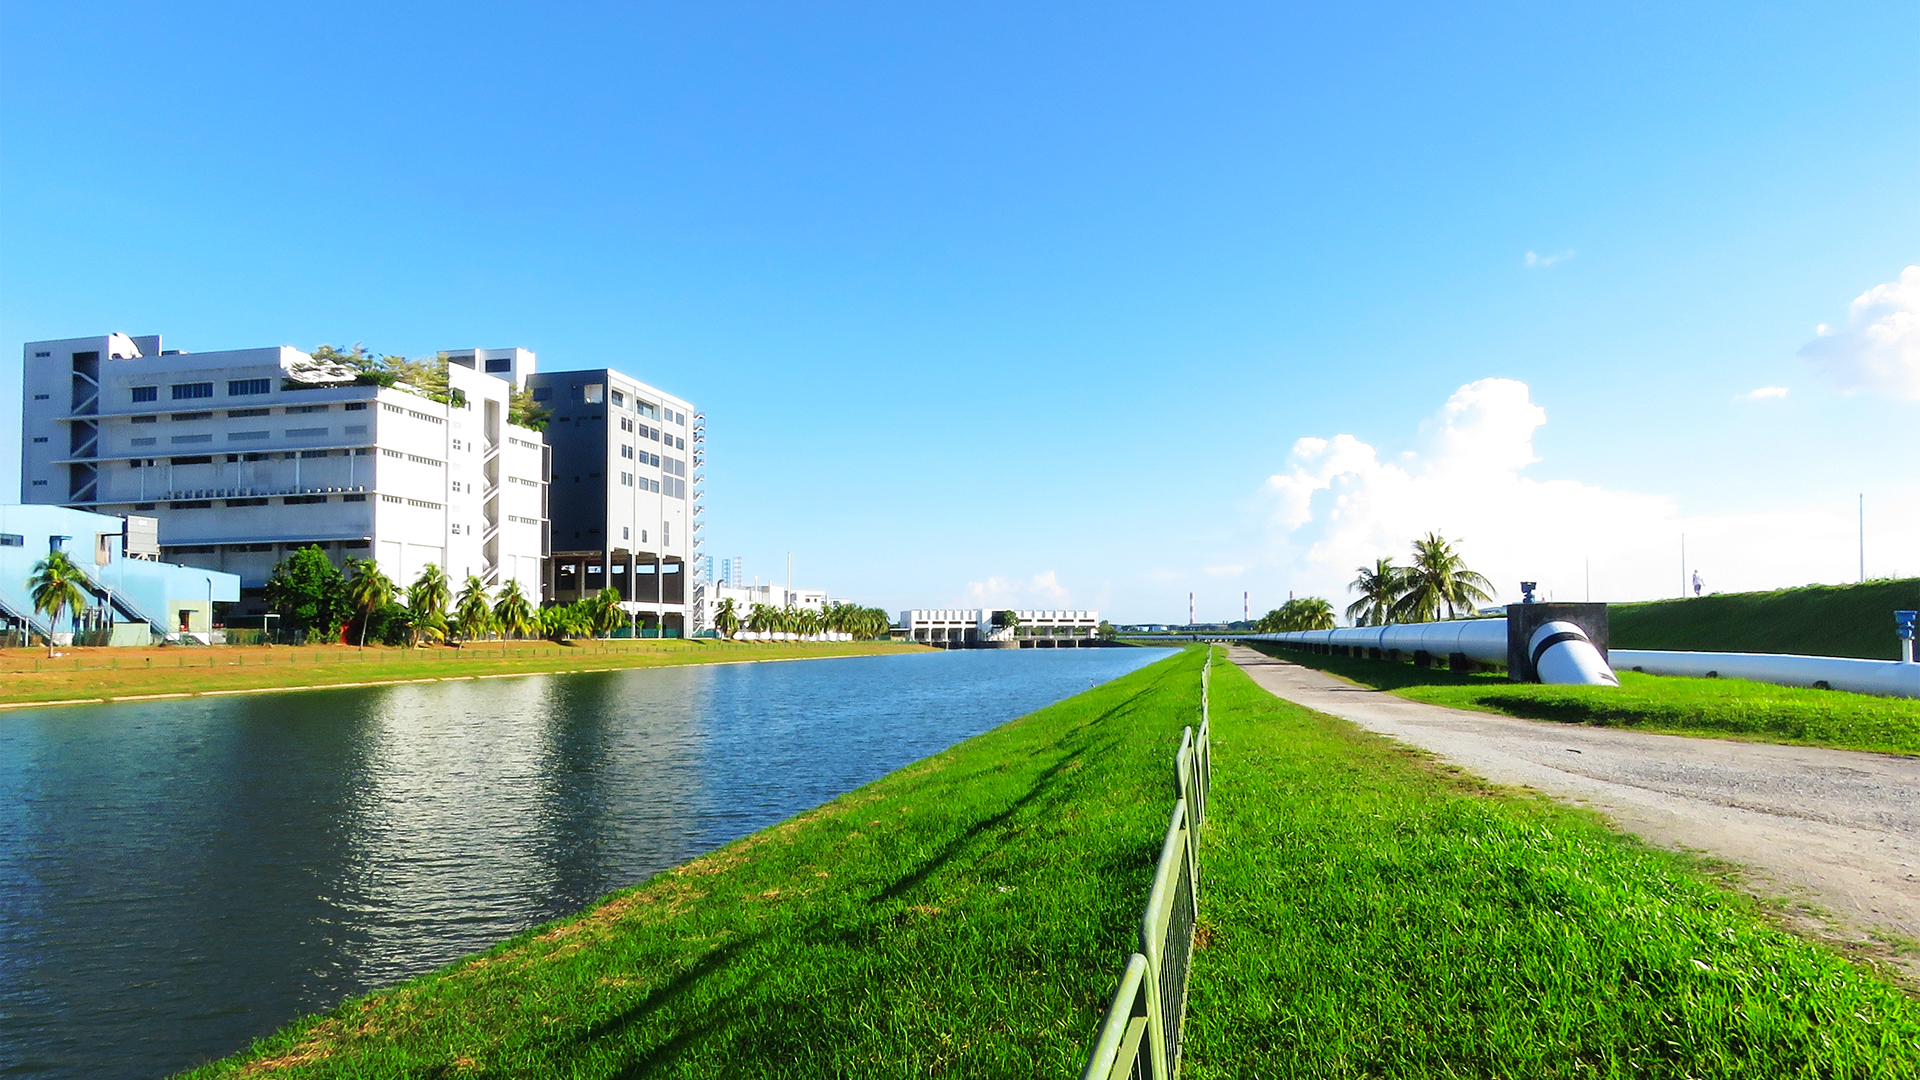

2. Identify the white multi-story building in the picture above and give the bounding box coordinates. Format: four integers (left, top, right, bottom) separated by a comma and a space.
20, 333, 549, 612
524, 368, 701, 635
899, 608, 1101, 647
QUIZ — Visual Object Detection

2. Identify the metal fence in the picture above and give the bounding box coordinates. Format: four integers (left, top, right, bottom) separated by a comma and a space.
1082, 647, 1214, 1080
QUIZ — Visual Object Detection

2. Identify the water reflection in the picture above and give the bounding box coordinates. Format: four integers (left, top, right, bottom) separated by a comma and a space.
0, 647, 1171, 1078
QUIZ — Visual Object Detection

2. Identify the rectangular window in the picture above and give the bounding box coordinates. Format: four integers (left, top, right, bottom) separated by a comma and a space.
132, 386, 158, 402
132, 415, 157, 424
225, 497, 269, 507
171, 412, 213, 422
170, 500, 212, 510
344, 424, 367, 435
286, 404, 328, 414
170, 434, 213, 445
228, 408, 270, 418
584, 383, 604, 404
30, 479, 47, 486
171, 382, 214, 400
611, 390, 625, 407
283, 495, 328, 505
227, 378, 271, 396
131, 438, 157, 447
133, 502, 154, 510
0, 534, 22, 547
343, 493, 367, 502
344, 401, 367, 411
228, 431, 270, 441
620, 444, 633, 459
285, 427, 327, 438
620, 472, 633, 486
531, 386, 552, 401
170, 456, 213, 465
32, 394, 49, 401
31, 436, 46, 443
299, 449, 330, 458
484, 357, 511, 373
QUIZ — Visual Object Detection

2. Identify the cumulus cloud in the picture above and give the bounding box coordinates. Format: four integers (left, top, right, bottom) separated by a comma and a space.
1256, 378, 1915, 607
1525, 249, 1574, 268
1736, 386, 1789, 401
1798, 265, 1920, 399
965, 570, 1070, 605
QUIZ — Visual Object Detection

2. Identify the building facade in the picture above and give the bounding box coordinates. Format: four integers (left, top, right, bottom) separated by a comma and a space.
523, 368, 701, 634
899, 608, 1101, 647
20, 334, 548, 613
0, 503, 241, 642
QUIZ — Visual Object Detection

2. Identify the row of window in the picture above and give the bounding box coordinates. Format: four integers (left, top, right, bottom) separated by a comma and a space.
541, 383, 687, 427
126, 402, 366, 423
129, 449, 371, 467
155, 494, 372, 511
382, 402, 444, 425
163, 539, 374, 555
130, 378, 272, 403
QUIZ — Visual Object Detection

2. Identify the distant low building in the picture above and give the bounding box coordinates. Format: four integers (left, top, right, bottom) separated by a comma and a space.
899, 608, 1100, 648
0, 504, 240, 643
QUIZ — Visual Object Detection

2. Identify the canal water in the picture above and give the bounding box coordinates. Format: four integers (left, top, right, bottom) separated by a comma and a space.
0, 646, 1174, 1078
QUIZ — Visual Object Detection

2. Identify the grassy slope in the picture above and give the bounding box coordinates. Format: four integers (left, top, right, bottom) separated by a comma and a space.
186, 646, 1920, 1078
1245, 644, 1920, 756
183, 649, 1205, 1077
1610, 577, 1920, 659
1188, 657, 1920, 1078
0, 640, 923, 707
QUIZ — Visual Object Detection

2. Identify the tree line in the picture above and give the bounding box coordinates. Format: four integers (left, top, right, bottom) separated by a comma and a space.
265, 546, 893, 645
712, 597, 892, 640
1254, 531, 1496, 632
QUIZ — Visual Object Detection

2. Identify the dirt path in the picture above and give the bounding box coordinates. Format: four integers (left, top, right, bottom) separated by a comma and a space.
1227, 646, 1920, 981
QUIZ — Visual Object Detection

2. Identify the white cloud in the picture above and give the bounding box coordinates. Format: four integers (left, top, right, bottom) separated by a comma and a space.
964, 570, 1070, 605
1525, 249, 1574, 268
1256, 378, 1919, 608
1736, 385, 1789, 401
1797, 265, 1920, 399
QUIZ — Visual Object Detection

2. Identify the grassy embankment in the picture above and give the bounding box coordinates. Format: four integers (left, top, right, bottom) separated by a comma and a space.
1244, 645, 1920, 757
188, 648, 1918, 1078
0, 639, 925, 709
1611, 577, 1920, 659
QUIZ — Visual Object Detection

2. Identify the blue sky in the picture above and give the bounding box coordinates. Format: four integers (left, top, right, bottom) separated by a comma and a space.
4, 2, 1915, 622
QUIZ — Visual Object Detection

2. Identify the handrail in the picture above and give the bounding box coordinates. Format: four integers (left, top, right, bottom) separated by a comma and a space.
1082, 645, 1214, 1079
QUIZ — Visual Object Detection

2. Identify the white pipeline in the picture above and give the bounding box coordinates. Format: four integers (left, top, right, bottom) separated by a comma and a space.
1610, 649, 1920, 699
1247, 618, 1624, 687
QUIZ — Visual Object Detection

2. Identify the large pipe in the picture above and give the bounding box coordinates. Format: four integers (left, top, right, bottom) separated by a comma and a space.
1610, 649, 1920, 699
1530, 621, 1618, 686
1247, 619, 1509, 664
1247, 618, 1623, 686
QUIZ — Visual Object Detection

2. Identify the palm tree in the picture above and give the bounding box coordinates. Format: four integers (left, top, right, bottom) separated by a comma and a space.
345, 559, 395, 648
747, 602, 776, 634
406, 563, 451, 646
1273, 596, 1337, 631
493, 579, 535, 640
1345, 557, 1405, 627
1391, 532, 1496, 623
29, 549, 90, 656
452, 576, 495, 644
715, 597, 740, 640
590, 588, 624, 638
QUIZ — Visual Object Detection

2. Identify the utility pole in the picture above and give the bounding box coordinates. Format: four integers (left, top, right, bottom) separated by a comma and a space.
1243, 591, 1249, 626
787, 552, 793, 607
1860, 494, 1866, 583
1680, 534, 1686, 599
1189, 592, 1194, 628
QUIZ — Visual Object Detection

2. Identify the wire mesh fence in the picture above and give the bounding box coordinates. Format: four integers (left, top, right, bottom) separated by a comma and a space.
1082, 646, 1214, 1080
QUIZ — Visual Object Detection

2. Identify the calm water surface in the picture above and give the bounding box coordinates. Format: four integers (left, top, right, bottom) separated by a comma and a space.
0, 647, 1173, 1078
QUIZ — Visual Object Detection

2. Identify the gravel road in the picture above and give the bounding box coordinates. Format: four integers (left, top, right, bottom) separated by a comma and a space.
1227, 646, 1920, 979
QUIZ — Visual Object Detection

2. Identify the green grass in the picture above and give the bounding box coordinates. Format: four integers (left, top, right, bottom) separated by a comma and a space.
184, 647, 1920, 1078
1245, 643, 1920, 756
1187, 656, 1920, 1078
1611, 577, 1920, 659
